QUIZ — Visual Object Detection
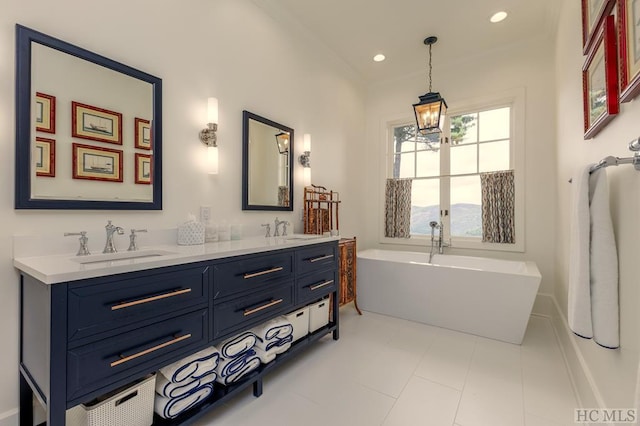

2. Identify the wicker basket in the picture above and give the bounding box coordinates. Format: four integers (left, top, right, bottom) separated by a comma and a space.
66, 374, 155, 426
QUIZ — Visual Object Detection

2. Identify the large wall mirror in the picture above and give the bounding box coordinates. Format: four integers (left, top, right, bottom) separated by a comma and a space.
242, 111, 293, 211
15, 24, 162, 210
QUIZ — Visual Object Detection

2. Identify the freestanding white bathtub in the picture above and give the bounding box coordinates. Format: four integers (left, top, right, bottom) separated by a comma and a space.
357, 249, 541, 344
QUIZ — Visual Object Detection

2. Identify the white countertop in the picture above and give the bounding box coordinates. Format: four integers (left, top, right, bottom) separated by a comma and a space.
13, 234, 340, 285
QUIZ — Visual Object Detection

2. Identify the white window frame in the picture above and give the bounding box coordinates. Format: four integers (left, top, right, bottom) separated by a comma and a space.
379, 88, 525, 252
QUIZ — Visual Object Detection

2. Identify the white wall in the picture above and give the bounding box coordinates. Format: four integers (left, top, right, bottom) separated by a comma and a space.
362, 36, 558, 294
0, 0, 366, 419
555, 0, 640, 409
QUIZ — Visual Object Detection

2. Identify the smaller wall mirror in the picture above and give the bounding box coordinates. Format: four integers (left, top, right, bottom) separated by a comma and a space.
242, 111, 293, 211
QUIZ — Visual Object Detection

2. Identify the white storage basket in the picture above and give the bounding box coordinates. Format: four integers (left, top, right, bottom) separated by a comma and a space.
308, 298, 330, 333
66, 374, 156, 426
284, 307, 309, 342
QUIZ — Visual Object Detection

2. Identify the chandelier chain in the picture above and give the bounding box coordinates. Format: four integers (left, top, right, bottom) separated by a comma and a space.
428, 44, 433, 92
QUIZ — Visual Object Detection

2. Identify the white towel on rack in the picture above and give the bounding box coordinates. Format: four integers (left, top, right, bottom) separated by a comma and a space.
568, 164, 593, 339
588, 169, 619, 349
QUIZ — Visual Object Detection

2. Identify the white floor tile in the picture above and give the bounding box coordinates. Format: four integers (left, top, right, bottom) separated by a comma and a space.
192, 309, 578, 426
413, 331, 476, 390
382, 376, 460, 426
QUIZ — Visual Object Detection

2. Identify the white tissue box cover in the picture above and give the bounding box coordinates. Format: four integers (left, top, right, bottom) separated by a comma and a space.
178, 222, 205, 245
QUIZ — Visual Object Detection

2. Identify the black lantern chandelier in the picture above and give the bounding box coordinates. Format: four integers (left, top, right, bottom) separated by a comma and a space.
413, 36, 447, 134
275, 132, 290, 154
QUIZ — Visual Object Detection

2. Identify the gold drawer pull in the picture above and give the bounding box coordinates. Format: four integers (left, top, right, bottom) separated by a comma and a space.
309, 254, 334, 263
111, 288, 192, 311
111, 334, 192, 367
243, 299, 283, 316
243, 266, 284, 279
310, 280, 334, 291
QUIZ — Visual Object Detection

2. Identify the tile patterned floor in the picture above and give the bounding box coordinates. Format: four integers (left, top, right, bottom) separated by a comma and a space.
194, 307, 579, 426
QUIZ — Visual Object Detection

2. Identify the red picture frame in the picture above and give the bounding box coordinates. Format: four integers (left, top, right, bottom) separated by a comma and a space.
35, 137, 55, 177
134, 118, 152, 150
618, 0, 640, 101
72, 143, 123, 182
582, 0, 615, 53
71, 101, 123, 145
583, 14, 619, 139
35, 92, 56, 134
135, 153, 152, 184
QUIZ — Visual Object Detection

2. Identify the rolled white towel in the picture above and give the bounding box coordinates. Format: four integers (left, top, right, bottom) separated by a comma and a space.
155, 372, 216, 399
218, 331, 257, 358
158, 346, 220, 383
215, 349, 261, 386
255, 335, 292, 354
251, 317, 293, 353
154, 383, 213, 419
253, 346, 277, 364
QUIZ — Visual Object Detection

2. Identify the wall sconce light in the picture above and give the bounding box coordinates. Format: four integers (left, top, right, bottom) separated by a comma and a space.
199, 97, 219, 174
275, 132, 290, 154
300, 133, 311, 186
412, 36, 447, 134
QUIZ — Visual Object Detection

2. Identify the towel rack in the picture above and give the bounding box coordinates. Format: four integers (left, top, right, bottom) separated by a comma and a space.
569, 137, 640, 182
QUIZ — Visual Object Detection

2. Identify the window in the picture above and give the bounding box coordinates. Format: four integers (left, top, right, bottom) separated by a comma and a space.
385, 90, 524, 251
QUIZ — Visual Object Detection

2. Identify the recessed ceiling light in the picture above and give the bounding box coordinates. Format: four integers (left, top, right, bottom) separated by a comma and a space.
490, 11, 508, 23
373, 54, 386, 62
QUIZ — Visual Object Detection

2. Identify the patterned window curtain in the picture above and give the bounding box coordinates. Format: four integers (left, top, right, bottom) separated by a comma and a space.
278, 186, 289, 207
385, 178, 412, 238
480, 170, 515, 243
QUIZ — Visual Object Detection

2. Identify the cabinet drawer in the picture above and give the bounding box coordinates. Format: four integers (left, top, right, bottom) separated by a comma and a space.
67, 308, 208, 401
213, 251, 293, 300
297, 268, 337, 304
68, 264, 210, 342
295, 243, 338, 276
213, 282, 294, 339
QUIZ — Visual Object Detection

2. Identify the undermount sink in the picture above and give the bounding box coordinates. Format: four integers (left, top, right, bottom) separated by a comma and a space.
284, 234, 323, 241
70, 249, 176, 265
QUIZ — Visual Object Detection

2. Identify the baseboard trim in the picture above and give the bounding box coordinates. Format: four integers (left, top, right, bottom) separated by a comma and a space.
538, 293, 605, 411
0, 408, 18, 426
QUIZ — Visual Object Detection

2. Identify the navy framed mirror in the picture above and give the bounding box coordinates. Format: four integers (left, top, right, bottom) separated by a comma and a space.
15, 24, 163, 210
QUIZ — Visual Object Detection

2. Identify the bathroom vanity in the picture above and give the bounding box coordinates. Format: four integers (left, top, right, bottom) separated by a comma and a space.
15, 235, 340, 426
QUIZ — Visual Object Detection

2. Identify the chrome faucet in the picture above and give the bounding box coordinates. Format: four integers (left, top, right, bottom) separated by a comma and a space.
127, 229, 147, 251
428, 220, 450, 262
274, 217, 287, 237
437, 220, 449, 254
428, 221, 439, 263
65, 231, 90, 256
103, 220, 125, 253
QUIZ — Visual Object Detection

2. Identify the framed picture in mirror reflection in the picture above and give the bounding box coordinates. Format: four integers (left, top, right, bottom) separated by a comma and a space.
72, 101, 123, 144
35, 137, 55, 177
135, 117, 152, 150
72, 143, 123, 182
135, 153, 152, 184
35, 92, 55, 134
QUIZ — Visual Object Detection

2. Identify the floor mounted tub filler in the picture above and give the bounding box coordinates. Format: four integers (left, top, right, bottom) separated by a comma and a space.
357, 249, 541, 344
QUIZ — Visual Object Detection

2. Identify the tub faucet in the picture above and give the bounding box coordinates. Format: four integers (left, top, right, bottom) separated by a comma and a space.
103, 220, 125, 253
428, 221, 439, 262
437, 221, 450, 254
